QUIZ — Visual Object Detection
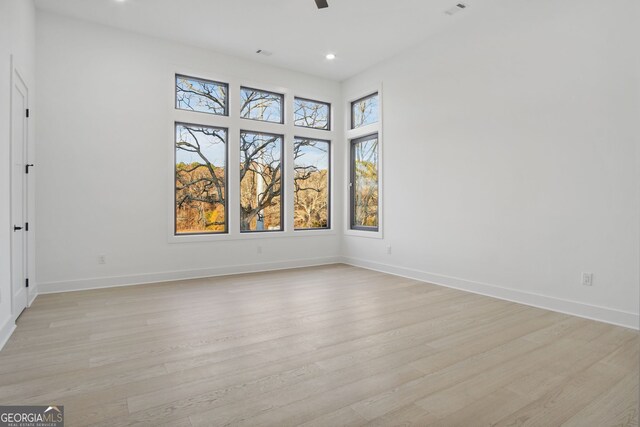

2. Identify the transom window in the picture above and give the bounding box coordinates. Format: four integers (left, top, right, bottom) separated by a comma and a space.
294, 97, 330, 130
240, 87, 284, 124
351, 92, 379, 129
176, 74, 228, 116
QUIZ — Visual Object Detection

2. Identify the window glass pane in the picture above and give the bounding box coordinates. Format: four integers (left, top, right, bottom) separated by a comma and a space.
240, 87, 284, 123
175, 123, 227, 234
351, 134, 378, 229
176, 75, 228, 115
294, 98, 330, 130
351, 93, 379, 129
294, 138, 330, 229
240, 131, 283, 231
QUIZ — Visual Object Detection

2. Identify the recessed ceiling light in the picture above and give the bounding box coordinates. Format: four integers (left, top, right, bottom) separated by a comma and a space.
325, 53, 336, 60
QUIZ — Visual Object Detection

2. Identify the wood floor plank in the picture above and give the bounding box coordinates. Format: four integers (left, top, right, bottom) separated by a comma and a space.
365, 403, 437, 426
189, 366, 426, 427
298, 406, 367, 427
414, 326, 631, 419
0, 264, 636, 427
124, 297, 520, 420
115, 336, 439, 426
494, 361, 629, 426
425, 388, 529, 427
350, 337, 542, 421
561, 370, 639, 427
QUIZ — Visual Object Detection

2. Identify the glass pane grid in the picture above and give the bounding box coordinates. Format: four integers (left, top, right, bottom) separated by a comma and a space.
174, 75, 336, 236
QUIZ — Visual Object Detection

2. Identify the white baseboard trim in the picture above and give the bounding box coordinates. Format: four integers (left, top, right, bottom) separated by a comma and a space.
0, 319, 16, 352
341, 256, 639, 330
0, 292, 38, 352
38, 256, 342, 294
28, 290, 37, 307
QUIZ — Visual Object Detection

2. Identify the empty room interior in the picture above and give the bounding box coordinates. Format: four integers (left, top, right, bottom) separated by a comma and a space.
1, 0, 639, 425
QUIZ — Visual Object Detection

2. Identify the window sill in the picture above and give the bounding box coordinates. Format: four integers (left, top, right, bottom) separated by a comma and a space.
168, 229, 336, 244
343, 228, 383, 239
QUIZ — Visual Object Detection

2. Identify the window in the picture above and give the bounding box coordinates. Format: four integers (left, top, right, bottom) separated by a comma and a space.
172, 72, 334, 239
351, 92, 379, 129
294, 138, 330, 230
350, 134, 379, 230
175, 123, 228, 234
240, 131, 283, 232
240, 87, 284, 123
348, 90, 381, 234
176, 74, 228, 116
294, 98, 330, 130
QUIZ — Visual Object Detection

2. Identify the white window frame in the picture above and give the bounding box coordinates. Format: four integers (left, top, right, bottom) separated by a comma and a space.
168, 67, 337, 243
344, 85, 383, 239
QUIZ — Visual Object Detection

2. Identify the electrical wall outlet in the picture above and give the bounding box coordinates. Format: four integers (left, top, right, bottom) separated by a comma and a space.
386, 245, 392, 254
257, 245, 262, 254
98, 255, 106, 265
582, 272, 593, 286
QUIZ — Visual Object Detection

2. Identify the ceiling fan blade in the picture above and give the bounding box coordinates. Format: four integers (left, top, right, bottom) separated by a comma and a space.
315, 0, 329, 9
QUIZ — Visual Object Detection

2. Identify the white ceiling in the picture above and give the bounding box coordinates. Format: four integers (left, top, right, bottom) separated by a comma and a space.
35, 0, 474, 81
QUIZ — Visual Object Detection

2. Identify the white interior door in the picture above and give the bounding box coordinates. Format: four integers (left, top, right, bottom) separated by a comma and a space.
10, 66, 29, 320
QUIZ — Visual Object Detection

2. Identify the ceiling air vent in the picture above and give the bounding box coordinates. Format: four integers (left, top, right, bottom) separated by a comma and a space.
445, 3, 467, 15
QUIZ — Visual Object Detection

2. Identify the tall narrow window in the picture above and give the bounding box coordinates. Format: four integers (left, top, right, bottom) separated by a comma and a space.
351, 92, 379, 129
176, 75, 228, 115
240, 87, 284, 123
294, 138, 330, 230
294, 98, 330, 130
240, 131, 283, 232
350, 134, 378, 230
175, 123, 227, 234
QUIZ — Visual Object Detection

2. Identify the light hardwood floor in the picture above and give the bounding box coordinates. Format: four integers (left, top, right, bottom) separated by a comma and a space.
0, 264, 638, 426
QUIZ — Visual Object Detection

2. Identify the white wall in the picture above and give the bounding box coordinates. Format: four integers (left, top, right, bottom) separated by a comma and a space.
35, 11, 343, 292
0, 0, 11, 347
32, 0, 640, 330
342, 0, 640, 328
0, 0, 36, 347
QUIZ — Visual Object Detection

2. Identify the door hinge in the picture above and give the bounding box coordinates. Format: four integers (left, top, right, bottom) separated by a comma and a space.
25, 278, 29, 288
26, 108, 30, 118
25, 222, 29, 231
25, 164, 34, 174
